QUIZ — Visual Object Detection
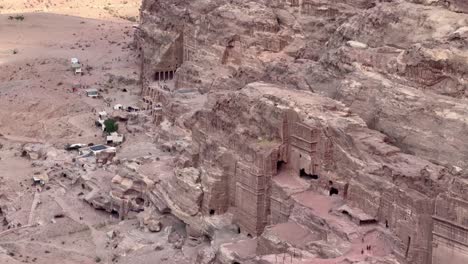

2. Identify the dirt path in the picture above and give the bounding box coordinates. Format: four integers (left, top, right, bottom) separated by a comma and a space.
50, 190, 109, 261
27, 191, 41, 225
0, 134, 45, 143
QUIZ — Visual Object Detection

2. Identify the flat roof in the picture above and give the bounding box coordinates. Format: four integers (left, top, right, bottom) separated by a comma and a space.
90, 145, 108, 151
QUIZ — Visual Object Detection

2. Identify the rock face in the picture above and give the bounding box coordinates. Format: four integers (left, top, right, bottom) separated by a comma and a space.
136, 0, 468, 170
134, 1, 468, 264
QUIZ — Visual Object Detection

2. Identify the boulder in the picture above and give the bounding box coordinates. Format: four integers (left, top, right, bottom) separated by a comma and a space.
195, 247, 216, 264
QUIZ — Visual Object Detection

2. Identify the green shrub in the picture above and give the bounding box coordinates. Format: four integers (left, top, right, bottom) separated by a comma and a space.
104, 119, 119, 133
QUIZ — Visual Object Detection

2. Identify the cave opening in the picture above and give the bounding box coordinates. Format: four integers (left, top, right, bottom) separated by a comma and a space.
135, 197, 145, 206
341, 210, 352, 221
110, 210, 119, 219
300, 169, 318, 180
209, 209, 215, 215
329, 187, 339, 196
385, 220, 389, 228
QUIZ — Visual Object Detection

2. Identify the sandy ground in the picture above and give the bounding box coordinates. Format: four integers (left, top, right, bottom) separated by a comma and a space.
0, 2, 173, 264
0, 10, 140, 145
0, 0, 140, 21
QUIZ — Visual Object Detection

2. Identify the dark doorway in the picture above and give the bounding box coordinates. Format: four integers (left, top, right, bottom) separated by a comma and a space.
329, 187, 339, 196
277, 160, 285, 171
154, 72, 160, 81
209, 209, 215, 215
343, 184, 349, 199
385, 220, 389, 228
359, 219, 377, 225
169, 71, 174, 80
300, 169, 319, 180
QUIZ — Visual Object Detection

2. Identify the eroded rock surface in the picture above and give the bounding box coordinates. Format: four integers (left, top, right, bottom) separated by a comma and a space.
132, 1, 468, 263
137, 0, 468, 170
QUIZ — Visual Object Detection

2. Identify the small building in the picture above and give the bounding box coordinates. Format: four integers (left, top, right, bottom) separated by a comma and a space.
98, 111, 108, 120
107, 132, 124, 145
86, 89, 99, 98
33, 173, 49, 186
114, 104, 123, 110
74, 67, 83, 75
79, 144, 116, 156
90, 145, 115, 154
71, 62, 82, 75
95, 119, 105, 131
71, 58, 79, 64
95, 111, 108, 131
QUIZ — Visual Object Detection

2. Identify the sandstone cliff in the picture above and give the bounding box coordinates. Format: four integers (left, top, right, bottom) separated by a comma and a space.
137, 0, 468, 170
133, 1, 468, 263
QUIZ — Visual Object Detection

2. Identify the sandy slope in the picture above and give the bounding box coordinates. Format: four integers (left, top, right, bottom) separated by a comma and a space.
0, 2, 145, 264
0, 9, 140, 145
